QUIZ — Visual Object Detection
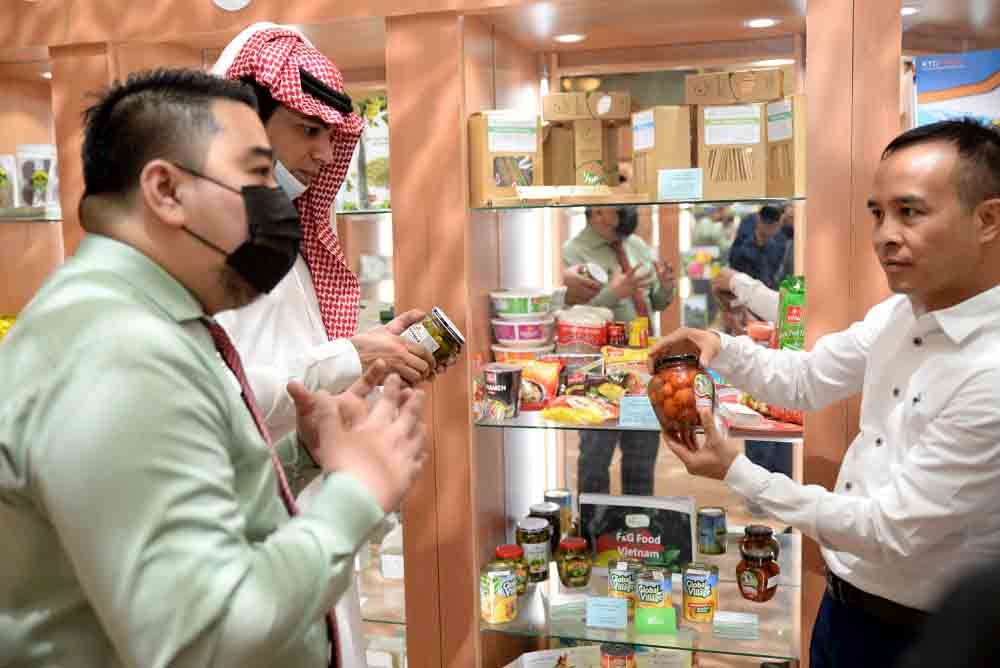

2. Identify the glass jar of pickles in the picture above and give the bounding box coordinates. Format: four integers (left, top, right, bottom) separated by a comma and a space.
648, 354, 716, 431
516, 517, 551, 583
737, 525, 781, 603
400, 306, 465, 369
529, 501, 562, 559
556, 536, 592, 588
495, 544, 529, 595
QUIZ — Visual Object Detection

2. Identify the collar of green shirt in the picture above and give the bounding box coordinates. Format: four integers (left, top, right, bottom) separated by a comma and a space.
577, 224, 615, 251
74, 234, 205, 323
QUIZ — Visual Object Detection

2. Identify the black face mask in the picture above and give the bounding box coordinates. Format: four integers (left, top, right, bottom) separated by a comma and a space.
615, 207, 639, 239
172, 164, 302, 294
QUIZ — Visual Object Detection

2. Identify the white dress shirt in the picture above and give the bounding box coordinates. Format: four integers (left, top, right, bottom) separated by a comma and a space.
215, 254, 366, 667
714, 286, 1000, 610
730, 271, 780, 323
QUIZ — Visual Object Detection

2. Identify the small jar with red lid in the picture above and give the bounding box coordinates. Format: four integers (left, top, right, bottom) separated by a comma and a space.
736, 525, 781, 602
495, 544, 529, 595
556, 536, 592, 588
648, 354, 716, 431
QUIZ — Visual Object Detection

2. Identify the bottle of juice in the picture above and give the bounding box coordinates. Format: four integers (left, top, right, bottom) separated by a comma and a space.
777, 275, 806, 351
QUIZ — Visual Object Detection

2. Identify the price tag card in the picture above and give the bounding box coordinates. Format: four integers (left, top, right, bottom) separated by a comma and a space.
618, 396, 661, 429
585, 596, 629, 630
635, 604, 678, 634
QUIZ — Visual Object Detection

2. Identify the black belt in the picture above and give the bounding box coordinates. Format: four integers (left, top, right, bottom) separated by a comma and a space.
826, 571, 929, 628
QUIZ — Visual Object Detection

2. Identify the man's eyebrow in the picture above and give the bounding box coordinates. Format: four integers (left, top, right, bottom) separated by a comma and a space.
245, 146, 274, 161
290, 109, 331, 129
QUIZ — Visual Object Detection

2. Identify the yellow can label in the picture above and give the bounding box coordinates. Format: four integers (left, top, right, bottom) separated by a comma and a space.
682, 570, 718, 623
480, 572, 517, 624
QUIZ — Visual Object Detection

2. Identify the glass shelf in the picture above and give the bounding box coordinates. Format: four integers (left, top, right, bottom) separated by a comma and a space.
475, 412, 803, 443
482, 561, 800, 661
472, 196, 805, 213
358, 543, 407, 626
0, 206, 61, 222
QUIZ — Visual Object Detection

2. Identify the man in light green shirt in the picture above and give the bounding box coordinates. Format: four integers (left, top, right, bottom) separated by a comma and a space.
0, 69, 425, 668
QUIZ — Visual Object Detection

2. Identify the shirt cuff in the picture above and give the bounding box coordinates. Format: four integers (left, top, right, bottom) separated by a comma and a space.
311, 339, 363, 395
724, 453, 772, 500
302, 472, 386, 549
730, 271, 756, 299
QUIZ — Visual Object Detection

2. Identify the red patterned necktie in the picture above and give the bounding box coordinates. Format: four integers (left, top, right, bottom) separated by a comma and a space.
609, 240, 650, 318
202, 318, 341, 668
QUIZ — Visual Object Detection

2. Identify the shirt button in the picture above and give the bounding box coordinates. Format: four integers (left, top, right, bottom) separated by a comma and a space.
845, 482, 854, 491
875, 437, 884, 447
913, 337, 923, 346
893, 388, 901, 398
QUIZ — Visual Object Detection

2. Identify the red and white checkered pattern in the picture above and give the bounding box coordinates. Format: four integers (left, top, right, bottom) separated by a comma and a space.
223, 27, 364, 339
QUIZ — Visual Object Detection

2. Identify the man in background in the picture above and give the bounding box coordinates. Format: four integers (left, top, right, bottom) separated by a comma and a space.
730, 204, 789, 290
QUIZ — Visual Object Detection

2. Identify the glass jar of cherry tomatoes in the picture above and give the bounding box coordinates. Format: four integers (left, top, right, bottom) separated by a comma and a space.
648, 354, 716, 431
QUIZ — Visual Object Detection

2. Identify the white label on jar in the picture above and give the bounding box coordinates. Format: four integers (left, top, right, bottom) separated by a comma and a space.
487, 115, 538, 153
767, 573, 781, 589
402, 323, 440, 354
381, 553, 405, 580
522, 541, 550, 574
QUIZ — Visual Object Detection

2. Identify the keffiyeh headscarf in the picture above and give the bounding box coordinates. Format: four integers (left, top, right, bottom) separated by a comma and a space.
214, 24, 365, 339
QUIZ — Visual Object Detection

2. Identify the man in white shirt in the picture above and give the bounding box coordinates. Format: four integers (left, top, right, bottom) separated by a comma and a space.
654, 119, 1000, 668
212, 24, 435, 667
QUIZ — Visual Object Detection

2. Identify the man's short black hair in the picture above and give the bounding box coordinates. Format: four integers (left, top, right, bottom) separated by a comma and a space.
241, 77, 281, 123
759, 205, 783, 224
81, 68, 257, 202
882, 118, 1000, 213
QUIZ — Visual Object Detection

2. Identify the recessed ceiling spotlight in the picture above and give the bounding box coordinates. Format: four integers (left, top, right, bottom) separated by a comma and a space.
752, 59, 795, 67
901, 7, 920, 16
746, 18, 779, 29
41, 72, 52, 79
554, 33, 586, 44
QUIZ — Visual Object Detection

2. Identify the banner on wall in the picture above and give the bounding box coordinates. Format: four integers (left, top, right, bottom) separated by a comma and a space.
915, 48, 1000, 127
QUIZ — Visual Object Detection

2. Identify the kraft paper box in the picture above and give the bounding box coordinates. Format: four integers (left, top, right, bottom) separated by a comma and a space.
543, 124, 576, 186
542, 91, 631, 122
697, 103, 768, 200
766, 94, 807, 198
631, 106, 694, 197
685, 69, 784, 106
573, 120, 619, 186
469, 112, 543, 207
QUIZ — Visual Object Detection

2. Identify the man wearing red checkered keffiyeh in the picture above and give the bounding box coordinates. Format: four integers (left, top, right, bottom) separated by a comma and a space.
212, 23, 435, 668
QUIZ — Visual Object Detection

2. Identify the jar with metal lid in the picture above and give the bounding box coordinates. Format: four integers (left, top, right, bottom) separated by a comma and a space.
480, 560, 517, 624
556, 536, 592, 588
516, 517, 551, 583
544, 488, 573, 539
648, 354, 716, 431
495, 544, 529, 595
737, 525, 781, 603
529, 501, 562, 558
401, 306, 466, 369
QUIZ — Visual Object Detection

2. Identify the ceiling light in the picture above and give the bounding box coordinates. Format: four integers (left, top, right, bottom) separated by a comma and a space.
746, 18, 779, 29
554, 33, 586, 44
901, 7, 920, 16
41, 72, 52, 79
752, 59, 795, 67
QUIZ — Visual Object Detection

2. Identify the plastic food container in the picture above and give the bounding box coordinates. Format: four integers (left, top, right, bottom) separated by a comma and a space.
490, 290, 553, 320
555, 306, 612, 354
492, 317, 555, 348
491, 344, 554, 364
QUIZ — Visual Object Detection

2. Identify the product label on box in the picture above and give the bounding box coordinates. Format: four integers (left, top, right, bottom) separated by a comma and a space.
585, 596, 629, 629
380, 553, 405, 580
767, 99, 794, 142
704, 105, 762, 145
402, 322, 440, 354
618, 396, 661, 429
633, 110, 656, 151
657, 168, 703, 201
487, 115, 538, 153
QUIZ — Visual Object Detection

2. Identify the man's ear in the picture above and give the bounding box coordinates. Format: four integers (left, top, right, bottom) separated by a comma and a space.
976, 197, 1000, 244
139, 160, 187, 229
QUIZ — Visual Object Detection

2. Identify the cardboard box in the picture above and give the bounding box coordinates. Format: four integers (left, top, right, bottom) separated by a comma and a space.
542, 91, 631, 122
543, 124, 576, 186
631, 106, 694, 197
697, 103, 767, 200
685, 69, 784, 105
572, 120, 620, 186
766, 94, 807, 197
468, 112, 543, 207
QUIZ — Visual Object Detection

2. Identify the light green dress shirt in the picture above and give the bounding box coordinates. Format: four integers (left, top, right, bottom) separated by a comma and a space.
0, 235, 384, 668
562, 224, 674, 322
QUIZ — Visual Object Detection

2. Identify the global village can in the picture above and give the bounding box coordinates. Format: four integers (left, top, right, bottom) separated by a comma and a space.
682, 562, 719, 623
635, 567, 672, 611
697, 506, 728, 555
607, 559, 643, 619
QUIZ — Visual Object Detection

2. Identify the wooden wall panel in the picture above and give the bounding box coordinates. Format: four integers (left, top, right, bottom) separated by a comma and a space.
0, 80, 53, 154
0, 222, 64, 313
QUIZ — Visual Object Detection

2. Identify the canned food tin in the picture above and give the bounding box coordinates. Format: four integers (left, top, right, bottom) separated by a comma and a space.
607, 321, 628, 347
544, 488, 573, 537
635, 567, 672, 610
682, 562, 719, 623
607, 559, 643, 619
480, 561, 517, 624
697, 506, 728, 555
600, 643, 636, 668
